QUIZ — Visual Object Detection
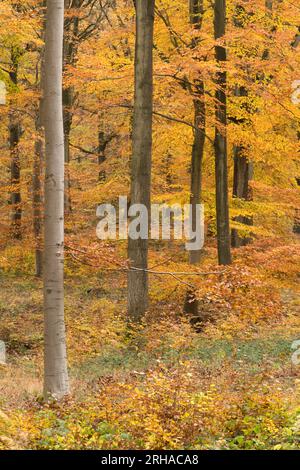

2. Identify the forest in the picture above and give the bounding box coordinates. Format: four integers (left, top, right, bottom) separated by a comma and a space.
0, 0, 299, 452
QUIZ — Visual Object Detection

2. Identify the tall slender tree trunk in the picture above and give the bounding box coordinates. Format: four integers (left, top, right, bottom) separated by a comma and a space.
9, 55, 22, 240
231, 5, 253, 248
184, 85, 206, 316
62, 0, 79, 213
33, 123, 44, 277
231, 85, 253, 247
189, 0, 206, 266
184, 0, 206, 317
43, 0, 69, 399
127, 0, 155, 321
214, 0, 231, 265
33, 2, 46, 278
290, 19, 300, 233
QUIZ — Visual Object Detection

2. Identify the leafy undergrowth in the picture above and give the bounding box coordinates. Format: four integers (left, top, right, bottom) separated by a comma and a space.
0, 238, 299, 449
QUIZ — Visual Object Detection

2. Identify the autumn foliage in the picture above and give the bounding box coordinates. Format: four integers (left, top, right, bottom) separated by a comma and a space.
0, 0, 299, 451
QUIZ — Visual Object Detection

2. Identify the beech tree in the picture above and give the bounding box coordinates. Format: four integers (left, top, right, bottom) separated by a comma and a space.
33, 1, 46, 278
184, 0, 206, 317
214, 0, 231, 265
231, 3, 253, 248
43, 0, 69, 399
33, 91, 44, 277
127, 0, 155, 321
189, 0, 206, 265
9, 46, 23, 240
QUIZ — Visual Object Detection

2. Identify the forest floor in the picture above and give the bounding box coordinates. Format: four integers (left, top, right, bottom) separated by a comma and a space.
0, 237, 299, 449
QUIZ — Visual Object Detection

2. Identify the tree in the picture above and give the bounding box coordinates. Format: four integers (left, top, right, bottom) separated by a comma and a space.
292, 26, 300, 234
43, 0, 69, 399
9, 45, 23, 240
188, 0, 206, 265
33, 1, 46, 278
214, 0, 231, 265
184, 0, 206, 317
127, 0, 155, 321
231, 4, 253, 248
33, 97, 44, 277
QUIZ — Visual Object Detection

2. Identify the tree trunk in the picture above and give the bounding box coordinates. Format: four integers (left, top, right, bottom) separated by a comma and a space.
9, 56, 22, 240
33, 125, 44, 277
189, 0, 206, 265
33, 2, 45, 278
184, 0, 206, 318
291, 24, 300, 233
293, 175, 300, 234
189, 94, 205, 265
163, 152, 173, 187
230, 6, 253, 248
62, 86, 73, 213
127, 0, 155, 321
231, 144, 253, 247
43, 0, 69, 399
231, 85, 253, 247
62, 0, 79, 213
98, 113, 108, 181
214, 0, 231, 265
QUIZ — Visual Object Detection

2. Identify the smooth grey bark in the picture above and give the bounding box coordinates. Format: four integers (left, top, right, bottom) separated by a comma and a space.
127, 0, 155, 321
43, 0, 69, 399
214, 0, 231, 265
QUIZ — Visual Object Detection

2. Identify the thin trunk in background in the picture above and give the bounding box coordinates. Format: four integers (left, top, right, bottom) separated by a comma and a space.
231, 4, 253, 248
290, 17, 300, 233
97, 113, 116, 182
33, 110, 44, 277
62, 0, 79, 213
214, 0, 231, 265
231, 135, 253, 247
189, 0, 206, 265
127, 0, 155, 321
33, 1, 46, 277
9, 49, 22, 240
43, 0, 69, 399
